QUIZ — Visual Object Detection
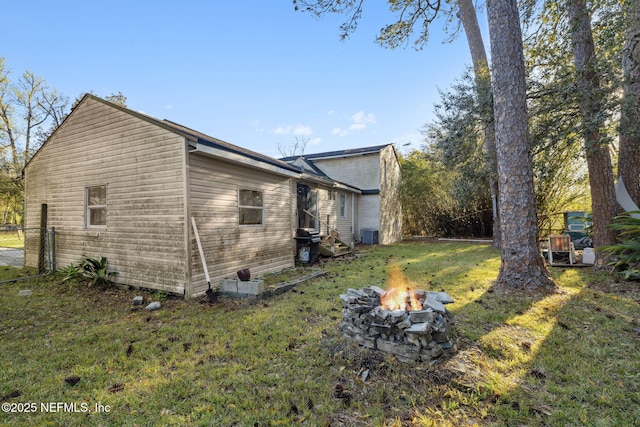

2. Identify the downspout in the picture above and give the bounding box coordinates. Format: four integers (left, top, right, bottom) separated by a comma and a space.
351, 193, 356, 248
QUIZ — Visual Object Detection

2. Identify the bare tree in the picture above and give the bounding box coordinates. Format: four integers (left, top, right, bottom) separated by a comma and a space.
0, 59, 69, 174
278, 136, 309, 157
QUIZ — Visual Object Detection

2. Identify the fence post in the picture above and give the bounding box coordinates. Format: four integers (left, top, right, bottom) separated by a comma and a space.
38, 228, 47, 274
50, 227, 56, 273
38, 204, 48, 274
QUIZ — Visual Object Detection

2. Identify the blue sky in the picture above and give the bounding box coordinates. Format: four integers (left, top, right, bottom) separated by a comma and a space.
4, 1, 488, 158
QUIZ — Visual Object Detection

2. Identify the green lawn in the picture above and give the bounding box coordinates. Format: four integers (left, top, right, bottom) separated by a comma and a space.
0, 230, 24, 249
0, 241, 639, 426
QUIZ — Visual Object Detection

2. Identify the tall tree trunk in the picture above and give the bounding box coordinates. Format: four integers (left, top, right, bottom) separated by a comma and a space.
567, 0, 617, 267
457, 0, 501, 249
486, 0, 556, 291
619, 0, 640, 205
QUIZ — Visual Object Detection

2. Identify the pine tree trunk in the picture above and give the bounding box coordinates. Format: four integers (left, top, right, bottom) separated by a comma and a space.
567, 0, 617, 267
486, 0, 556, 291
457, 0, 501, 249
619, 0, 640, 205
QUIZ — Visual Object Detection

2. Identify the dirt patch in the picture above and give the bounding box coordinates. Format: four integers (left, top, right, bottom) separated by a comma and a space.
588, 279, 640, 299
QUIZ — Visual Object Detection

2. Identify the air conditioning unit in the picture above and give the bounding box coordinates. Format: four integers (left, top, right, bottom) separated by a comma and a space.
360, 229, 379, 245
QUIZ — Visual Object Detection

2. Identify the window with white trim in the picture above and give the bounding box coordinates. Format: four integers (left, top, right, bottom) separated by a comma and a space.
339, 194, 347, 218
86, 185, 107, 228
238, 189, 264, 225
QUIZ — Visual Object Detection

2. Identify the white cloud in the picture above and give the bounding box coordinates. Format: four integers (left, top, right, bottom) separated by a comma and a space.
165, 105, 173, 110
309, 137, 322, 145
327, 110, 335, 116
293, 124, 313, 136
330, 111, 376, 135
273, 124, 313, 136
351, 111, 376, 124
274, 126, 292, 135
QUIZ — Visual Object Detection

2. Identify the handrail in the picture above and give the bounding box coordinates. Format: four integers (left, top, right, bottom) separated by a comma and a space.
302, 209, 341, 237
302, 209, 352, 254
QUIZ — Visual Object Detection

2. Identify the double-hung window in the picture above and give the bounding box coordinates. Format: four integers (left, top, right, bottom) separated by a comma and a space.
339, 194, 347, 218
86, 185, 107, 228
238, 189, 264, 225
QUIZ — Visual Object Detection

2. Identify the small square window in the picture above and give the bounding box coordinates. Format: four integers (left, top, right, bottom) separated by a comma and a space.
239, 189, 264, 225
86, 185, 106, 228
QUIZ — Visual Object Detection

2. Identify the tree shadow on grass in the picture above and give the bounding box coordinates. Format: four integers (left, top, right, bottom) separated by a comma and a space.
448, 267, 640, 426
498, 274, 640, 425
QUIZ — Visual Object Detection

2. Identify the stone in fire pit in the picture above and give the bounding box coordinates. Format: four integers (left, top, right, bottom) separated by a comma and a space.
340, 286, 457, 363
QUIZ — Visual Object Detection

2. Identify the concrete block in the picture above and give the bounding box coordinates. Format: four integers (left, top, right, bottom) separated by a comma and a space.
377, 339, 420, 361
220, 278, 238, 293
237, 279, 264, 295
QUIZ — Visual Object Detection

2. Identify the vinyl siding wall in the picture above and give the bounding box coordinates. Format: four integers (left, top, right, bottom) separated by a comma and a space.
188, 154, 294, 296
358, 194, 381, 238
310, 147, 402, 244
24, 97, 188, 294
312, 154, 380, 191
316, 188, 356, 243
379, 145, 403, 244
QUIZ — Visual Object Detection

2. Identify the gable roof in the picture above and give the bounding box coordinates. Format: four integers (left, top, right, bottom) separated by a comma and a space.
24, 94, 361, 192
285, 157, 330, 177
158, 118, 301, 176
26, 94, 301, 176
280, 144, 392, 162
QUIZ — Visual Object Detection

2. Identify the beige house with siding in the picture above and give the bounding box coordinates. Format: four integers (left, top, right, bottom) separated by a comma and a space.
282, 144, 403, 245
23, 95, 375, 297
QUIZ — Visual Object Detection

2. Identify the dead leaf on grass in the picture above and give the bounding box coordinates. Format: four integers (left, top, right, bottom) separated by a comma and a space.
64, 375, 81, 386
532, 404, 553, 416
527, 368, 547, 379
0, 390, 21, 402
108, 383, 125, 393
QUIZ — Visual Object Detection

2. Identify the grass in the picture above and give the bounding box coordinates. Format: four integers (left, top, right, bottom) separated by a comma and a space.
0, 241, 639, 426
0, 230, 24, 249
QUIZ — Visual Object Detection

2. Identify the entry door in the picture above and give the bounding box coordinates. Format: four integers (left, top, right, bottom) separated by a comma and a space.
296, 183, 319, 230
308, 190, 319, 230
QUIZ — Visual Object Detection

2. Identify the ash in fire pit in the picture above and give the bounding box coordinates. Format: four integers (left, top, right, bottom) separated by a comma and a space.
340, 285, 457, 363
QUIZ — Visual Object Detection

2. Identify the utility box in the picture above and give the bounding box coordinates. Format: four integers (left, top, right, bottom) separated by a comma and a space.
565, 211, 592, 232
361, 229, 379, 245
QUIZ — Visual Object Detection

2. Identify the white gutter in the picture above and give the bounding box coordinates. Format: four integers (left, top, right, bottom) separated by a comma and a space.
351, 192, 356, 247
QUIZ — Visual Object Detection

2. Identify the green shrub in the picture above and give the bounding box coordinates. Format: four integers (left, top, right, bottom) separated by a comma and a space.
59, 256, 119, 287
58, 263, 83, 284
602, 210, 640, 280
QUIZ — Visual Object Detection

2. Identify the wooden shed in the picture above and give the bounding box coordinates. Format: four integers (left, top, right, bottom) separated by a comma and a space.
23, 95, 336, 297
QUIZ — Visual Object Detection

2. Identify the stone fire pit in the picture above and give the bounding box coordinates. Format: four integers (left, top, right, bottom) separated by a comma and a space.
340, 286, 457, 362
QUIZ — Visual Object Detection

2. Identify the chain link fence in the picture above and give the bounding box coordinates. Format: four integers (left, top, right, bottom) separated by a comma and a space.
0, 226, 56, 283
